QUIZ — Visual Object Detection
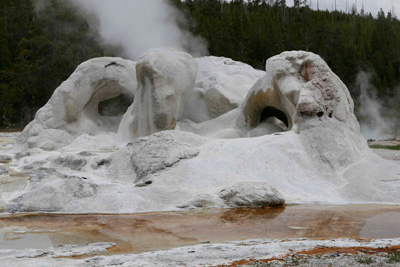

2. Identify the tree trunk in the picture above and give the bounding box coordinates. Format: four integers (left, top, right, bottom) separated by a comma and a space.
1, 101, 11, 129
3, 4, 8, 35
26, 99, 31, 124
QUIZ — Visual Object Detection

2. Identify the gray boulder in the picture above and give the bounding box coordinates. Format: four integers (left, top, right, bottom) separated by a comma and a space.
219, 182, 285, 207
128, 131, 200, 181
54, 156, 87, 171
0, 155, 11, 163
7, 177, 97, 213
0, 167, 8, 175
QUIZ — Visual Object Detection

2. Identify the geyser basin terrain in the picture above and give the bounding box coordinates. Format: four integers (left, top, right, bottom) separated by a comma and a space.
1, 49, 400, 214
2, 205, 400, 252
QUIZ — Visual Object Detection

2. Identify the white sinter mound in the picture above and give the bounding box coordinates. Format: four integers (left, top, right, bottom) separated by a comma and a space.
183, 56, 265, 122
118, 48, 198, 141
2, 49, 400, 214
18, 57, 137, 151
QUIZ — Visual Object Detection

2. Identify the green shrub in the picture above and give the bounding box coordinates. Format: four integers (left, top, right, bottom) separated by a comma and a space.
355, 255, 375, 264
387, 251, 400, 263
369, 144, 400, 150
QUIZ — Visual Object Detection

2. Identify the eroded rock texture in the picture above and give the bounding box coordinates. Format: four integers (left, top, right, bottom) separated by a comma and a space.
19, 57, 137, 150
239, 51, 356, 131
183, 56, 265, 122
237, 51, 367, 170
118, 48, 198, 140
7, 177, 97, 213
128, 131, 200, 182
11, 50, 393, 214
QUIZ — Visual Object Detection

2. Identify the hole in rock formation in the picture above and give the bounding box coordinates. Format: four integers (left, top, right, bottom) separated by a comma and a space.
260, 106, 289, 129
81, 78, 135, 133
135, 180, 153, 187
98, 94, 133, 117
17, 57, 137, 150
241, 86, 293, 137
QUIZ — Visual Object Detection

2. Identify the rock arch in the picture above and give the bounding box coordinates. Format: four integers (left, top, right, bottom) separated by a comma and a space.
19, 57, 137, 150
259, 106, 289, 129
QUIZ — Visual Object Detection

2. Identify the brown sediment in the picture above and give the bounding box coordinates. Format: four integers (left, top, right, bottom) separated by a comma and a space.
0, 175, 28, 185
283, 245, 400, 256
216, 259, 262, 267
0, 138, 16, 144
215, 245, 400, 267
1, 205, 400, 255
0, 129, 22, 133
55, 250, 112, 260
55, 255, 95, 259
243, 88, 277, 127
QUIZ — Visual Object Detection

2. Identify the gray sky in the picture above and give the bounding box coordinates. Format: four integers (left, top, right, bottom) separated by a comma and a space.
286, 0, 400, 17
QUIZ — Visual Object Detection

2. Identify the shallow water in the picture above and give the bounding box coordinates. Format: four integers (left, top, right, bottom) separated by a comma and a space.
1, 135, 400, 255
1, 205, 400, 254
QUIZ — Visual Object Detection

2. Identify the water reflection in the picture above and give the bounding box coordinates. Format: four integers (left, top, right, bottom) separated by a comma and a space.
360, 212, 400, 239
0, 205, 400, 254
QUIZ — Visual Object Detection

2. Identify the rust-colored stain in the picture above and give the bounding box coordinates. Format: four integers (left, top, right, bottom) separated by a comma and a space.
216, 245, 400, 267
170, 117, 177, 130
1, 205, 400, 255
243, 87, 277, 127
285, 245, 400, 256
303, 63, 310, 81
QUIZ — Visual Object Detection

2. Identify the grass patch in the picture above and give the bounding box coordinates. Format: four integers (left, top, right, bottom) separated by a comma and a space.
248, 260, 275, 266
387, 251, 400, 263
0, 128, 22, 133
369, 144, 400, 150
355, 255, 375, 264
283, 255, 308, 266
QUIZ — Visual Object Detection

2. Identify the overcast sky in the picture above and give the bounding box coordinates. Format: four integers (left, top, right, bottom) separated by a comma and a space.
286, 0, 400, 17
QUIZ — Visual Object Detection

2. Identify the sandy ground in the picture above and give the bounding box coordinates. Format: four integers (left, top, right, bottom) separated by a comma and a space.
1, 132, 400, 266
372, 148, 400, 161
1, 238, 400, 266
236, 249, 400, 267
368, 136, 400, 146
368, 136, 400, 161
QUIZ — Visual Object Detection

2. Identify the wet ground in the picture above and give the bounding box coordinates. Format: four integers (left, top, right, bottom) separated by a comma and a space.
1, 204, 400, 254
1, 134, 400, 260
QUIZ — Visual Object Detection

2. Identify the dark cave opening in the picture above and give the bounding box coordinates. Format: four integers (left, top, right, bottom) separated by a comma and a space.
259, 106, 289, 128
98, 94, 133, 117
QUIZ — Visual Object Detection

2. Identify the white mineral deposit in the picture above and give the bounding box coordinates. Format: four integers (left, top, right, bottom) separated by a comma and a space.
1, 49, 400, 266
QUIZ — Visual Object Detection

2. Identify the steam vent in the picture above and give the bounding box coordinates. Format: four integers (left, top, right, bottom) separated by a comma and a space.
1, 49, 399, 214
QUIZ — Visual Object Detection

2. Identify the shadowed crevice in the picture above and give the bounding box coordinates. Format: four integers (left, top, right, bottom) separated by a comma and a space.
260, 106, 289, 128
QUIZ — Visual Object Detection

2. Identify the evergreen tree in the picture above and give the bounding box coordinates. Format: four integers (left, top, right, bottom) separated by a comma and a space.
1, 0, 400, 128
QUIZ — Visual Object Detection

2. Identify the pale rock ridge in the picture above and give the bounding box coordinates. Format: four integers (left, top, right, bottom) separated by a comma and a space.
236, 51, 367, 170
18, 57, 137, 150
118, 48, 198, 141
238, 51, 357, 132
18, 53, 263, 148
179, 50, 366, 170
183, 57, 265, 122
6, 50, 400, 214
7, 176, 98, 213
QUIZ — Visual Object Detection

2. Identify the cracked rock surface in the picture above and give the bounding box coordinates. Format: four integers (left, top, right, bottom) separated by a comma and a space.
129, 131, 200, 181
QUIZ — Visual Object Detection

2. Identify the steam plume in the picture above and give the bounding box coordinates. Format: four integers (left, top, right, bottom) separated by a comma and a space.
355, 71, 394, 140
70, 0, 208, 59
